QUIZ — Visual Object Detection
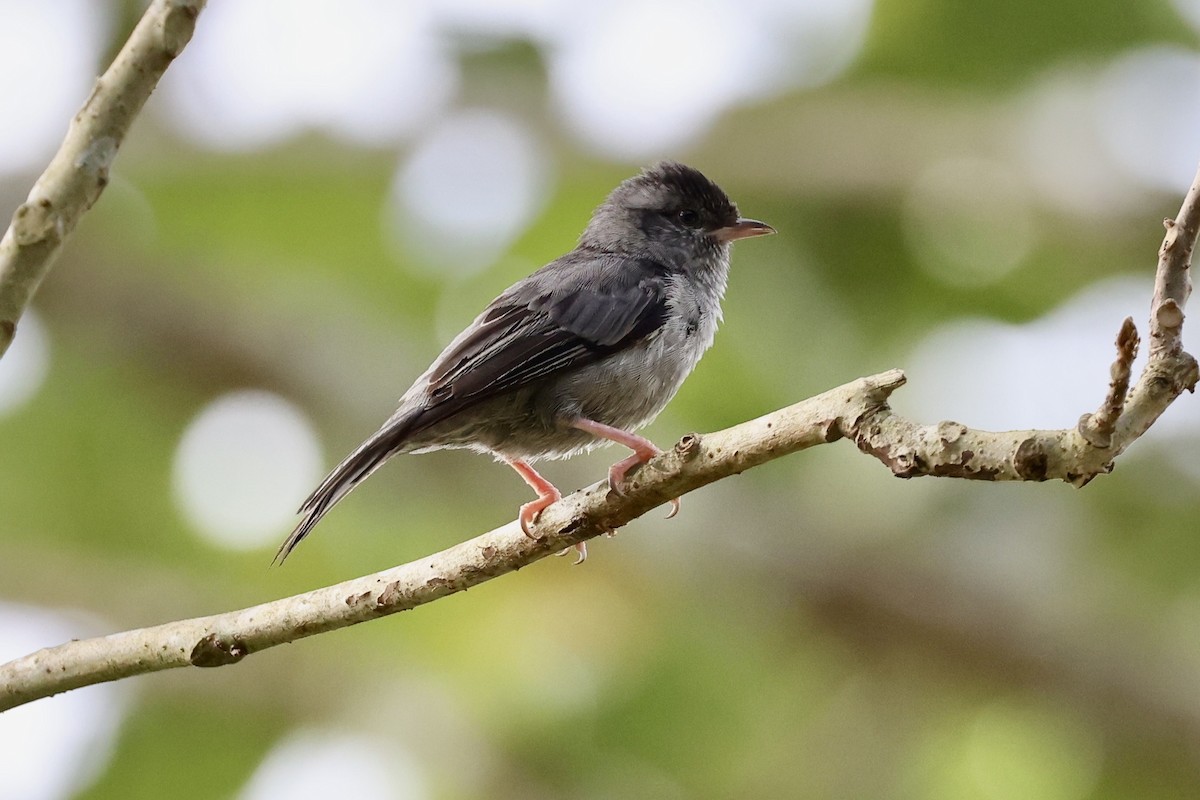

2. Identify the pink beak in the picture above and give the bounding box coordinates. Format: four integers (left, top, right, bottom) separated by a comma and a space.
713, 218, 776, 242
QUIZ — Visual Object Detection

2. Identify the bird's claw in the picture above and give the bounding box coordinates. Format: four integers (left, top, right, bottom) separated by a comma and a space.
519, 494, 559, 539
607, 464, 682, 520
665, 497, 681, 519
555, 542, 587, 564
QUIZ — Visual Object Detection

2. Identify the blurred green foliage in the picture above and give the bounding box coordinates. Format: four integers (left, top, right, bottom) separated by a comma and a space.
862, 1, 1191, 87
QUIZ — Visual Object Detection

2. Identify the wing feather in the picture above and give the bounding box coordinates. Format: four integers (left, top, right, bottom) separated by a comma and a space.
416, 254, 671, 429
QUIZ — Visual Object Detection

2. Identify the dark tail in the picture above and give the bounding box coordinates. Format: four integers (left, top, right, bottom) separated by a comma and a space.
273, 414, 417, 564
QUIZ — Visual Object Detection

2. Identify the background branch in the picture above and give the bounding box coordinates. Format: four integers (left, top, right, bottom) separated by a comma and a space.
0, 0, 206, 357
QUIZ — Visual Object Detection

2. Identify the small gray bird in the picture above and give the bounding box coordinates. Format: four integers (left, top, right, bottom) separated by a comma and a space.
276, 161, 773, 564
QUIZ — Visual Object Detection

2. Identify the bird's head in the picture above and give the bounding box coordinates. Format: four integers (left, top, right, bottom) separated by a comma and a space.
580, 161, 774, 267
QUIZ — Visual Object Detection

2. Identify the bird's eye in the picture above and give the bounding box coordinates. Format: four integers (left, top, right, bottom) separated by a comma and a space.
675, 209, 701, 228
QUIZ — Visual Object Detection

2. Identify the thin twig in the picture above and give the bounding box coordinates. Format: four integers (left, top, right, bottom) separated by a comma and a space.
1079, 317, 1139, 448
1152, 173, 1199, 357
0, 0, 206, 357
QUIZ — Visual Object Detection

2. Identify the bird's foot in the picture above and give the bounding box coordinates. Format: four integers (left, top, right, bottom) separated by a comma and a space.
506, 458, 563, 539
568, 419, 682, 519
518, 492, 561, 538
607, 450, 681, 518
607, 449, 658, 490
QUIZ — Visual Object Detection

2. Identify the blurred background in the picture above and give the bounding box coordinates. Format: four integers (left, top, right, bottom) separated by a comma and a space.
2, 0, 1200, 797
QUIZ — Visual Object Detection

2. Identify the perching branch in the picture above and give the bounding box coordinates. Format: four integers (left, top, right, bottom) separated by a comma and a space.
0, 0, 206, 358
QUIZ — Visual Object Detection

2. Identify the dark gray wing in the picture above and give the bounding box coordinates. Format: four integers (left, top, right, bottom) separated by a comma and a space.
415, 252, 671, 429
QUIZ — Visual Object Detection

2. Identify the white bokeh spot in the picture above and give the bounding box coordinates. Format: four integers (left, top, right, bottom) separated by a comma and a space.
1093, 47, 1200, 194
173, 391, 322, 549
387, 109, 550, 276
0, 0, 106, 174
154, 0, 874, 159
545, 0, 873, 158
161, 0, 456, 149
1015, 67, 1144, 218
899, 276, 1195, 433
0, 602, 126, 800
0, 308, 50, 418
1174, 0, 1200, 29
238, 729, 428, 800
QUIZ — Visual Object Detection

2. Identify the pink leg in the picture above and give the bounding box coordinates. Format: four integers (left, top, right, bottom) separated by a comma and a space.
505, 458, 562, 538
570, 418, 681, 518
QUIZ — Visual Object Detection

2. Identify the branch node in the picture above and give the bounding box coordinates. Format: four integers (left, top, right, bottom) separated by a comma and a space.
1156, 299, 1185, 330
1013, 438, 1050, 481
189, 633, 249, 668
1077, 413, 1109, 448
12, 199, 62, 247
674, 433, 702, 459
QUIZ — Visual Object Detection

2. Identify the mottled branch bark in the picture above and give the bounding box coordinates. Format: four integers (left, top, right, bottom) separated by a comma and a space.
1152, 170, 1199, 358
0, 0, 206, 357
1078, 317, 1139, 448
